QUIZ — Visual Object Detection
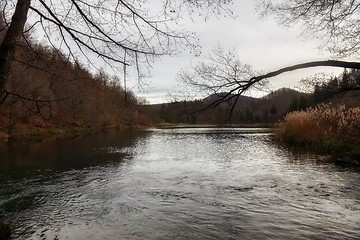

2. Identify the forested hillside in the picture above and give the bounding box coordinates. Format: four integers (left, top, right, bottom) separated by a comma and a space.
143, 88, 310, 125
0, 18, 146, 138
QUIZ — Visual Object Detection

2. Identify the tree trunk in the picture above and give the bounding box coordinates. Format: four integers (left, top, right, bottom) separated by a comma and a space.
0, 0, 31, 103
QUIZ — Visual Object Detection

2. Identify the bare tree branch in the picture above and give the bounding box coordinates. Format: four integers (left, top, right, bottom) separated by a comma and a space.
1, 0, 234, 104
180, 46, 360, 119
257, 0, 360, 57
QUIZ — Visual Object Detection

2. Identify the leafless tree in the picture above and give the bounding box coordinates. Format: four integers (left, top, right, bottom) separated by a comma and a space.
180, 0, 360, 111
179, 47, 264, 106
179, 48, 360, 115
257, 0, 360, 57
0, 0, 233, 104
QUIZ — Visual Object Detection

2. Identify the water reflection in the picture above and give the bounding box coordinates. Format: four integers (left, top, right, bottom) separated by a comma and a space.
0, 129, 150, 173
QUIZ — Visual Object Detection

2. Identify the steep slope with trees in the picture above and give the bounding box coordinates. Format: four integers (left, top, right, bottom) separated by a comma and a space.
0, 0, 233, 104
0, 21, 144, 138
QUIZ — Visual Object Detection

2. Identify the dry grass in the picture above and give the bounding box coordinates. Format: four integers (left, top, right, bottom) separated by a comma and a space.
275, 104, 360, 158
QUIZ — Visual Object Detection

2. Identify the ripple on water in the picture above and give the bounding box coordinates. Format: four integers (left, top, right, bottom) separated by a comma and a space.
1, 128, 360, 239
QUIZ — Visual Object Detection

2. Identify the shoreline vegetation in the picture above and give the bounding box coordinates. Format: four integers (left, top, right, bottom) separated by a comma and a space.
275, 104, 360, 165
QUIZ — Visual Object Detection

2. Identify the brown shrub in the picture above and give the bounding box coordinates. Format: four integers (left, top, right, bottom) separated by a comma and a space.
276, 104, 360, 146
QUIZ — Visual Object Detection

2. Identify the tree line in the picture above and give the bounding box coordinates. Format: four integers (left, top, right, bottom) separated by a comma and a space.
313, 69, 360, 103
146, 69, 360, 126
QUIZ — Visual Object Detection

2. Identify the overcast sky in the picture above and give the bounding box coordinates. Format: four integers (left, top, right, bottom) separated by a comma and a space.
127, 1, 342, 103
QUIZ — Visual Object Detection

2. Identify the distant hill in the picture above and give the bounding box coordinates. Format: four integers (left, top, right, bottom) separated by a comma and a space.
142, 88, 311, 125
257, 88, 310, 116
203, 92, 255, 104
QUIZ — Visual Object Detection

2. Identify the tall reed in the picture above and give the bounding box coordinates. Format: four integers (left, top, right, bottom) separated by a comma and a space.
275, 104, 360, 157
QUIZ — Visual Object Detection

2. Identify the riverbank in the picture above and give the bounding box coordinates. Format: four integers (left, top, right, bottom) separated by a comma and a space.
275, 104, 360, 165
0, 124, 149, 142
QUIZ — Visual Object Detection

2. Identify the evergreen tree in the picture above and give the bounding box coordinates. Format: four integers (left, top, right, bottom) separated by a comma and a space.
341, 68, 350, 89
298, 96, 307, 111
288, 97, 299, 112
246, 107, 254, 122
270, 105, 277, 115
313, 84, 320, 101
262, 109, 269, 122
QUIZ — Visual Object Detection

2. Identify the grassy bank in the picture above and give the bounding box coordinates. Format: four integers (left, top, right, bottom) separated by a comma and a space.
275, 104, 360, 164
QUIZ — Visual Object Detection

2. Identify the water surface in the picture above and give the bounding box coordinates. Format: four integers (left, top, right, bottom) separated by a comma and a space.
0, 128, 359, 239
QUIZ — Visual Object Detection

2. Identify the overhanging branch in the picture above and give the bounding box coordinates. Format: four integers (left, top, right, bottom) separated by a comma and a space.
249, 60, 360, 85
207, 59, 360, 119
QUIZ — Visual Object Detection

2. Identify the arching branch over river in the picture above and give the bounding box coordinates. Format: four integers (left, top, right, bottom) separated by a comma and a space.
179, 48, 360, 112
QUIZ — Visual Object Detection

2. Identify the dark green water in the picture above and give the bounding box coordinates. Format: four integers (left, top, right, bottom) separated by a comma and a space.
0, 128, 359, 239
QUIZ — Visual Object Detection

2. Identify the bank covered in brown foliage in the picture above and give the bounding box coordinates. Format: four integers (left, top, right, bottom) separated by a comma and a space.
0, 25, 147, 138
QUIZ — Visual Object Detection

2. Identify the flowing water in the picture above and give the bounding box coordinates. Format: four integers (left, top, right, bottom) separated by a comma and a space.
0, 128, 359, 239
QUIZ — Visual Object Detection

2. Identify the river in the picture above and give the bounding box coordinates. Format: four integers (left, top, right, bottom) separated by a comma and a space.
0, 128, 359, 239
